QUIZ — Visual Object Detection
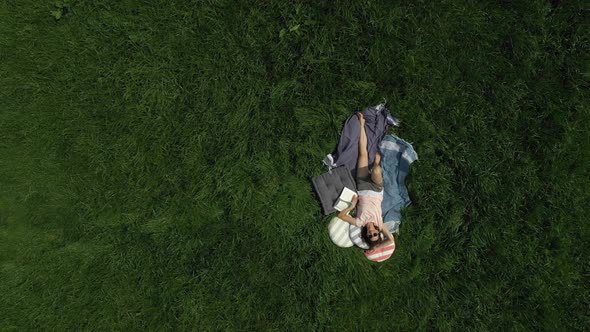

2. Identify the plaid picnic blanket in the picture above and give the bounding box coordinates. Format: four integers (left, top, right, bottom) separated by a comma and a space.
379, 134, 418, 233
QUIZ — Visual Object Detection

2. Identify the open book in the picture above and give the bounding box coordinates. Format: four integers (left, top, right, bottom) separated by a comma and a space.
333, 187, 357, 212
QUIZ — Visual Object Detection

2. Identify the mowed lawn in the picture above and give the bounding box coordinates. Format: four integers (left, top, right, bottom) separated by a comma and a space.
1, 0, 588, 330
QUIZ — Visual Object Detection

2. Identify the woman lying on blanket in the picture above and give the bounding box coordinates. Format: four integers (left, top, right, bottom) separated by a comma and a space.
338, 112, 395, 253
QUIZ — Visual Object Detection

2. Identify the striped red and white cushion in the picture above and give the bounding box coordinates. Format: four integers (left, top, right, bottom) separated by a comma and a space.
328, 217, 354, 247
364, 241, 395, 262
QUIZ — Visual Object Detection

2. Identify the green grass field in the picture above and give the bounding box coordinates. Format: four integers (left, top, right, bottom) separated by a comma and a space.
1, 0, 589, 330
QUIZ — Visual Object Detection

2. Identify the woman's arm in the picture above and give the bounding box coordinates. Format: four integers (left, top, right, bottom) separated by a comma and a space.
372, 226, 395, 249
337, 195, 358, 226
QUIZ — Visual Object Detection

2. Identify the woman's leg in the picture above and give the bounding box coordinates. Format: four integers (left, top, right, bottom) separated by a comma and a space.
357, 113, 370, 179
371, 152, 383, 187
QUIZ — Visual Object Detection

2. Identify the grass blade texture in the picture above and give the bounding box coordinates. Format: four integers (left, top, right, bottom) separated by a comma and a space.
1, 0, 588, 330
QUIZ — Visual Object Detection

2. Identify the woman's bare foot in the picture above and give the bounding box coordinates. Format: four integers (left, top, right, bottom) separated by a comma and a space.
357, 112, 365, 126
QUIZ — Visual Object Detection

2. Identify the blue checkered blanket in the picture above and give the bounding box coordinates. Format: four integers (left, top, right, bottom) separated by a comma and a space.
379, 135, 418, 233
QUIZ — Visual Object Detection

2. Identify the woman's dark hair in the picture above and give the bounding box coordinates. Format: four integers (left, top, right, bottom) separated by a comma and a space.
361, 225, 383, 249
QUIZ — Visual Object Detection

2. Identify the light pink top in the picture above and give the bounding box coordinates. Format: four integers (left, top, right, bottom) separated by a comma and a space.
355, 190, 384, 228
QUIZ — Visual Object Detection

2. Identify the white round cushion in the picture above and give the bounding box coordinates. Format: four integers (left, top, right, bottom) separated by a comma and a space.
328, 217, 354, 247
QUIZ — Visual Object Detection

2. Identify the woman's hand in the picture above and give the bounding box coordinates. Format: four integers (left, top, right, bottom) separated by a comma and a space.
373, 226, 395, 249
337, 194, 359, 226
351, 194, 358, 207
